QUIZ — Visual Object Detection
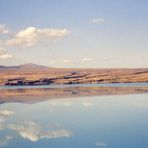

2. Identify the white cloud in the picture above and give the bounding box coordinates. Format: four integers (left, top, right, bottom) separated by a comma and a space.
0, 110, 14, 122
4, 27, 70, 48
0, 110, 15, 130
0, 52, 13, 59
40, 129, 72, 139
81, 57, 93, 62
0, 47, 13, 59
38, 28, 69, 38
9, 122, 41, 142
9, 121, 73, 142
5, 27, 38, 47
90, 18, 105, 24
0, 24, 10, 34
0, 110, 14, 116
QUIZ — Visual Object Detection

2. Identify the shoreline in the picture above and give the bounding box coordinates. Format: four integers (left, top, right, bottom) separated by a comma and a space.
0, 82, 148, 90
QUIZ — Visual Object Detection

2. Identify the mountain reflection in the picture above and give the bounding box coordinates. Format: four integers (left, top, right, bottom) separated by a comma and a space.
0, 86, 148, 104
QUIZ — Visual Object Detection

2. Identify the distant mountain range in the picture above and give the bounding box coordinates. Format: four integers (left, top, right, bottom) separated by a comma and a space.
0, 63, 52, 71
0, 63, 148, 71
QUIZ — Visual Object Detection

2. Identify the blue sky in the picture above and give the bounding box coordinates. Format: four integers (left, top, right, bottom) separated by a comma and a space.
0, 0, 148, 68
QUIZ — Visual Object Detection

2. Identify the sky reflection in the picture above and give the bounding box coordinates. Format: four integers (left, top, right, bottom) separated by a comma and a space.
0, 92, 148, 147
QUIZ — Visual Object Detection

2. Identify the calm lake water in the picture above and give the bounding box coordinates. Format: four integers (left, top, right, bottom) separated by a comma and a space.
0, 84, 148, 148
1, 82, 148, 89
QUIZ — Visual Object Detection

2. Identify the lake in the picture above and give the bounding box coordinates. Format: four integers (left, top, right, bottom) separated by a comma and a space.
0, 84, 148, 148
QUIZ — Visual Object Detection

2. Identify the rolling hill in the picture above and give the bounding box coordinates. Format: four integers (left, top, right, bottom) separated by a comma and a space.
0, 63, 148, 85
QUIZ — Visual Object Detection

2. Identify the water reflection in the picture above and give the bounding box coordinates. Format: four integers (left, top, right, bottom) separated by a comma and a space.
0, 136, 13, 147
0, 85, 148, 104
9, 122, 72, 142
0, 86, 148, 147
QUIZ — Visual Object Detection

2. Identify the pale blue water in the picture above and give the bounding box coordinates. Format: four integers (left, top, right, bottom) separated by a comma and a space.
0, 90, 148, 148
0, 82, 148, 89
